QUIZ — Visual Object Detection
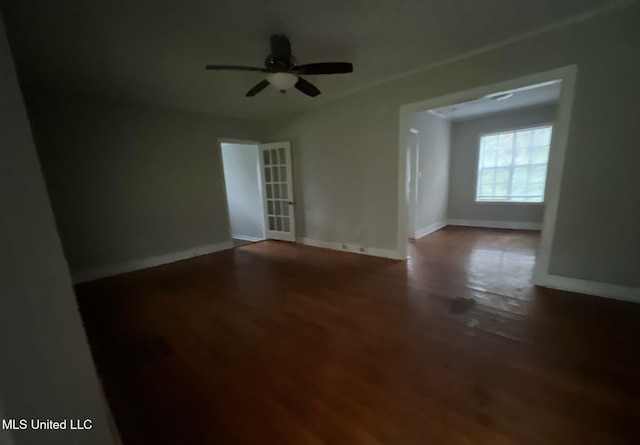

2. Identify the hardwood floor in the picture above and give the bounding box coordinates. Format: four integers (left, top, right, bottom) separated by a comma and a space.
76, 227, 640, 444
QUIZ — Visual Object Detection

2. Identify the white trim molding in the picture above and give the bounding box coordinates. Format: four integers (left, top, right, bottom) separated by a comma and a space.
447, 219, 542, 231
414, 222, 447, 239
72, 240, 233, 284
231, 235, 264, 242
536, 274, 640, 304
296, 237, 402, 260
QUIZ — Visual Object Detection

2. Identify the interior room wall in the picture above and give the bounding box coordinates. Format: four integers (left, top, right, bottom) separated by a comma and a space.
411, 110, 451, 236
0, 15, 118, 444
268, 2, 640, 288
221, 143, 265, 241
447, 103, 557, 227
24, 88, 266, 281
266, 91, 399, 252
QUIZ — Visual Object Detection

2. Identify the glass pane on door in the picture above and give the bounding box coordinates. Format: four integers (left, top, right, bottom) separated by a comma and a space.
260, 142, 294, 241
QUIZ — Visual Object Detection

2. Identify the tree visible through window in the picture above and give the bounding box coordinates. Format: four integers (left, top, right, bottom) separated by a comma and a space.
476, 125, 553, 203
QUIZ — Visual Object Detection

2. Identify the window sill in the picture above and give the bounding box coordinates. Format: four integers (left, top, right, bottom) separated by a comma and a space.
474, 200, 545, 206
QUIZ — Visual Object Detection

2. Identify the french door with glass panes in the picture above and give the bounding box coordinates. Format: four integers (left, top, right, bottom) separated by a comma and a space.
259, 142, 295, 241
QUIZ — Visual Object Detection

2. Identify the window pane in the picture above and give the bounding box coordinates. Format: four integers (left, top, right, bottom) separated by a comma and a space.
263, 150, 270, 165
280, 184, 288, 199
515, 130, 533, 148
482, 151, 496, 167
495, 183, 508, 197
280, 167, 287, 182
514, 148, 529, 165
480, 184, 494, 197
512, 183, 527, 197
533, 127, 552, 146
529, 183, 545, 198
481, 169, 495, 183
273, 184, 280, 199
279, 148, 286, 164
266, 184, 273, 199
283, 218, 290, 232
268, 217, 275, 230
512, 166, 528, 184
495, 168, 509, 183
498, 133, 513, 150
267, 200, 274, 215
272, 166, 279, 182
264, 167, 271, 182
496, 150, 511, 167
483, 135, 498, 151
529, 165, 547, 183
274, 201, 281, 216
282, 203, 289, 216
531, 147, 549, 164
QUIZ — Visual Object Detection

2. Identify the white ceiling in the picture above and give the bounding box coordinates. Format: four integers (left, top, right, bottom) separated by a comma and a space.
429, 81, 562, 121
1, 0, 615, 121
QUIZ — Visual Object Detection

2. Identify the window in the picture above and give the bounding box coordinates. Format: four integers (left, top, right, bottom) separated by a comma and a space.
476, 125, 553, 203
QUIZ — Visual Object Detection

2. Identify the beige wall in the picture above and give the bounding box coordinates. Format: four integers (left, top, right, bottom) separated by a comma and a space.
16, 2, 640, 290
268, 3, 640, 286
24, 88, 265, 277
268, 91, 398, 249
448, 104, 557, 225
0, 15, 117, 445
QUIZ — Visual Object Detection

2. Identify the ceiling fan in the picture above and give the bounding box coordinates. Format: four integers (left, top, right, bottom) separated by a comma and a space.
205, 34, 353, 97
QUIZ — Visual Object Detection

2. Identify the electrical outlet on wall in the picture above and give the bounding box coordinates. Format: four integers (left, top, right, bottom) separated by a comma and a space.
342, 244, 348, 250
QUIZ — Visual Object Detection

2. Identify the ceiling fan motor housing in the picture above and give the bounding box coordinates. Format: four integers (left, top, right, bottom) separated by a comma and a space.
264, 55, 297, 72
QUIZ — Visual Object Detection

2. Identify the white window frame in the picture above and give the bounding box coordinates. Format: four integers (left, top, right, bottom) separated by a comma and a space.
475, 123, 553, 204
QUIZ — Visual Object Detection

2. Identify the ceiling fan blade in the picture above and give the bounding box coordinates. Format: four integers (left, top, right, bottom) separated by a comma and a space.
295, 62, 353, 75
205, 65, 267, 72
295, 77, 321, 97
270, 34, 292, 59
245, 79, 270, 97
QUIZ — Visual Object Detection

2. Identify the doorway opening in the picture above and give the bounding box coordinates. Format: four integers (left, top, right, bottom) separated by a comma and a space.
398, 66, 577, 286
220, 141, 266, 247
219, 140, 296, 247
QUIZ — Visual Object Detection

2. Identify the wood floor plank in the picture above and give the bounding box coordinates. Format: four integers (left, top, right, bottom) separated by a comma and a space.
76, 227, 640, 444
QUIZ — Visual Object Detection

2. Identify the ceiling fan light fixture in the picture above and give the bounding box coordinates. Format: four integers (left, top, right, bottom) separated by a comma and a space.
206, 35, 352, 97
267, 72, 298, 91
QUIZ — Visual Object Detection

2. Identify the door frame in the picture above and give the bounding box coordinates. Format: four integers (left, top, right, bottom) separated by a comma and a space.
406, 128, 419, 239
396, 65, 577, 285
217, 138, 265, 245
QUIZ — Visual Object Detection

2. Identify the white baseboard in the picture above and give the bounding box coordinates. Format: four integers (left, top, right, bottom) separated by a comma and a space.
447, 219, 542, 230
232, 235, 265, 242
414, 222, 447, 239
72, 240, 234, 284
296, 237, 402, 260
534, 273, 640, 304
